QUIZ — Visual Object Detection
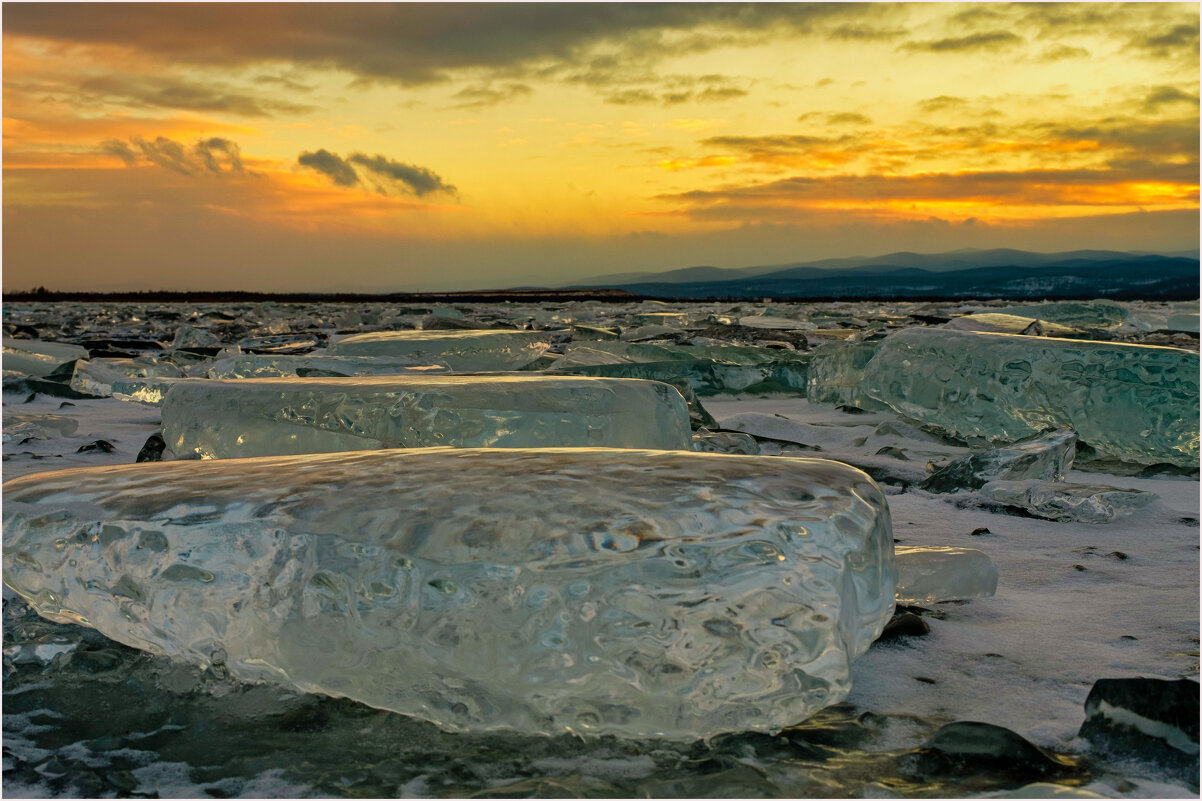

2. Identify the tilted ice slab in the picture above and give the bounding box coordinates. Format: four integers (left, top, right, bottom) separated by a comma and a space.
807, 337, 891, 411
979, 480, 1158, 524
859, 328, 1199, 466
208, 353, 451, 379
161, 376, 693, 458
2, 448, 896, 739
329, 330, 551, 371
920, 429, 1077, 493
2, 338, 89, 377
893, 546, 998, 605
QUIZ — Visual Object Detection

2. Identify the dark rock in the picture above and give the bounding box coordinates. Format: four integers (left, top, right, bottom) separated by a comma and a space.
1108, 551, 1129, 561
899, 721, 1082, 781
971, 527, 992, 536
22, 391, 37, 403
875, 446, 910, 460
875, 612, 931, 643
77, 440, 116, 454
1078, 678, 1199, 777
1119, 635, 1138, 641
836, 404, 869, 414
136, 433, 167, 463
1072, 564, 1087, 572
915, 676, 937, 684
59, 401, 75, 408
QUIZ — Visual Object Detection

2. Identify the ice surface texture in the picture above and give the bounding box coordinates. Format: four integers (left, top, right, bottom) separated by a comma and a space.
2, 448, 896, 740
161, 376, 692, 458
894, 546, 998, 605
208, 353, 451, 379
329, 330, 550, 371
859, 328, 1199, 466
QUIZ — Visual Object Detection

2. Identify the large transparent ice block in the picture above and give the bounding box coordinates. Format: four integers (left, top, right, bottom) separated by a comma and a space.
329, 330, 551, 371
2, 448, 896, 739
161, 376, 693, 458
979, 480, 1158, 523
69, 358, 185, 398
208, 353, 451, 379
2, 338, 89, 377
806, 337, 891, 411
860, 328, 1199, 467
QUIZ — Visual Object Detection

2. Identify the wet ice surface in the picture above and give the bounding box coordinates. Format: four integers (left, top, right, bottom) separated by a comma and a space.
2, 298, 1198, 798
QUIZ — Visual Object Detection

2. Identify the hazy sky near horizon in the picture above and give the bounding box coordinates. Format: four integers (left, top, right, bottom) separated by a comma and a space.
3, 2, 1199, 291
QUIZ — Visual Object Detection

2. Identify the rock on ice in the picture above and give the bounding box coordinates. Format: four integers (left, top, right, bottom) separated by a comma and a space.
2, 448, 895, 739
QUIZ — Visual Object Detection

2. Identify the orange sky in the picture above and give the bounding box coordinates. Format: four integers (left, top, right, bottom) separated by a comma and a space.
3, 2, 1198, 291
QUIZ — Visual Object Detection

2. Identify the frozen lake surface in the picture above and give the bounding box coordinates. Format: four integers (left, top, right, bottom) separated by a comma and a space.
2, 298, 1197, 798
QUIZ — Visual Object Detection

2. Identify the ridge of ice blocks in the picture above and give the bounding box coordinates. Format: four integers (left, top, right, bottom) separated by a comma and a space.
979, 480, 1158, 523
2, 338, 89, 377
807, 338, 891, 411
329, 329, 551, 371
2, 448, 896, 740
161, 376, 693, 458
894, 546, 998, 605
859, 328, 1199, 466
920, 429, 1077, 493
208, 353, 451, 379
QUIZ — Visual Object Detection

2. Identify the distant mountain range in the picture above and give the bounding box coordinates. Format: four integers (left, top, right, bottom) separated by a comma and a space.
566, 249, 1201, 300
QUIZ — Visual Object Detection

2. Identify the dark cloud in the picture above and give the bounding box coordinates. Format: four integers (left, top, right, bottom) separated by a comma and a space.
1142, 86, 1201, 112
603, 89, 660, 105
1037, 45, 1090, 62
702, 134, 846, 155
451, 82, 533, 109
696, 86, 748, 102
1129, 23, 1201, 56
3, 4, 864, 86
99, 138, 138, 166
827, 24, 906, 41
98, 135, 245, 175
658, 162, 1200, 209
298, 149, 456, 198
348, 154, 457, 198
77, 75, 314, 117
901, 31, 1023, 54
298, 149, 359, 187
917, 95, 968, 113
827, 112, 872, 125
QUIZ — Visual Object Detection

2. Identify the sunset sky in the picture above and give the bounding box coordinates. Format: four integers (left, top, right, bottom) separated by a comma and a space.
3, 2, 1199, 291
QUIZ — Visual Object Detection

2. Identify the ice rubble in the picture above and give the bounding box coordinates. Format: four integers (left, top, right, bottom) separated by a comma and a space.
858, 328, 1199, 467
208, 353, 451, 379
160, 376, 693, 458
2, 448, 896, 740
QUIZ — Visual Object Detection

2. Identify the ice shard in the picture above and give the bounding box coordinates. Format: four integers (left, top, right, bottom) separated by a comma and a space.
978, 480, 1158, 523
2, 338, 89, 377
208, 353, 452, 379
919, 429, 1077, 493
894, 546, 998, 605
2, 448, 896, 739
161, 375, 693, 458
944, 314, 1081, 338
859, 328, 1199, 467
68, 358, 185, 399
329, 330, 551, 371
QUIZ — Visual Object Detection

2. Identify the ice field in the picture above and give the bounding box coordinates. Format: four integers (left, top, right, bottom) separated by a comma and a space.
2, 297, 1198, 798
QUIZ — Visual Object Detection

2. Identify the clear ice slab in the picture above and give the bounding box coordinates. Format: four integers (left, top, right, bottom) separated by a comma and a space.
208, 353, 451, 379
161, 375, 693, 458
859, 328, 1199, 467
68, 358, 185, 399
894, 546, 998, 605
329, 330, 552, 371
919, 429, 1077, 493
2, 448, 896, 740
806, 337, 891, 411
2, 338, 89, 377
978, 480, 1158, 523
